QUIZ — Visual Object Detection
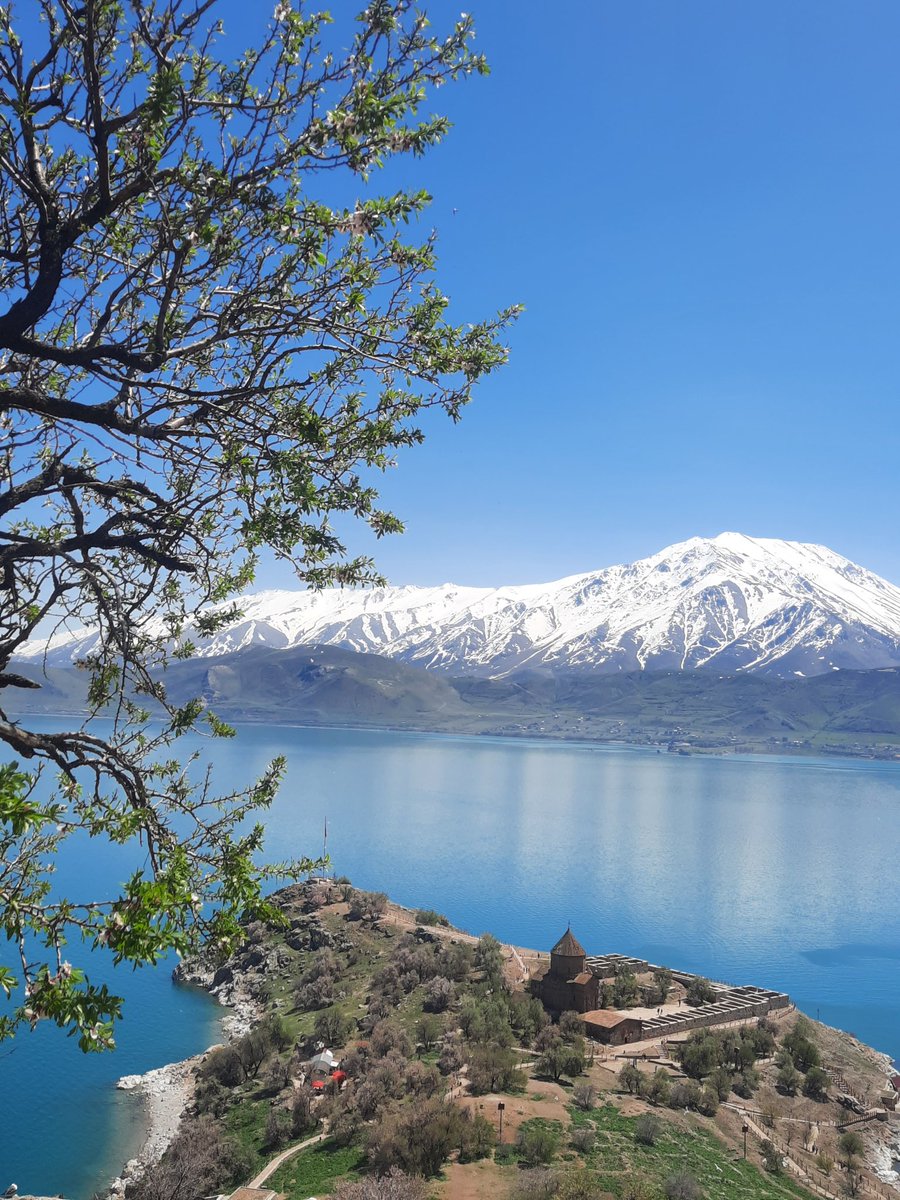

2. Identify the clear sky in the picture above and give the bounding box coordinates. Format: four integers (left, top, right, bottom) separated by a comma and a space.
259, 1, 900, 589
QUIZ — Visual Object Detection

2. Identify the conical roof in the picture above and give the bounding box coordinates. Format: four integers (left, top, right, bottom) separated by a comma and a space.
551, 927, 585, 957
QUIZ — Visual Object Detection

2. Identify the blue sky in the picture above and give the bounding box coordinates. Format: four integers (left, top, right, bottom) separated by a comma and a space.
253, 2, 900, 589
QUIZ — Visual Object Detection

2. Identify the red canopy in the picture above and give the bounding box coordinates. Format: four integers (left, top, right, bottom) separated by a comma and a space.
311, 1079, 326, 1090
331, 1070, 347, 1083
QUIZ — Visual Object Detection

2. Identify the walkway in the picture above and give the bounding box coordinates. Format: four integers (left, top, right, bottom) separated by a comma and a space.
247, 1131, 327, 1188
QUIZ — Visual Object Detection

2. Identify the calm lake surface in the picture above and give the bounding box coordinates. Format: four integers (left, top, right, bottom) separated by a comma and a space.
3, 724, 900, 1196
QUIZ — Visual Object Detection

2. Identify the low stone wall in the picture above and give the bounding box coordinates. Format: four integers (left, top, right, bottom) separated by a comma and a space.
640, 986, 790, 1040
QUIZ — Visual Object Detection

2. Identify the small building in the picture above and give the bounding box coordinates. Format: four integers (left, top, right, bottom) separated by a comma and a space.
582, 1008, 644, 1045
308, 1048, 339, 1079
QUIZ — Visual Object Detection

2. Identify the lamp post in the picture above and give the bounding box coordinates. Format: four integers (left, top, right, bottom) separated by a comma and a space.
742, 1122, 749, 1159
498, 1101, 506, 1143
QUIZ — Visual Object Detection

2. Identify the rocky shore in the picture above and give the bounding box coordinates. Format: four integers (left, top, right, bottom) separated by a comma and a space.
104, 894, 349, 1196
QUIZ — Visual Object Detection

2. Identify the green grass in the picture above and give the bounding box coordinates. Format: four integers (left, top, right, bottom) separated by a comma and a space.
224, 1097, 271, 1173
268, 1139, 366, 1198
564, 1104, 818, 1200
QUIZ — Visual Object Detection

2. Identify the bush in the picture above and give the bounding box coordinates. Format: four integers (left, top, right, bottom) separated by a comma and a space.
348, 889, 388, 921
669, 1079, 701, 1110
509, 1168, 558, 1200
414, 908, 449, 927
314, 1007, 353, 1046
570, 1126, 596, 1153
777, 1062, 801, 1095
663, 1172, 703, 1200
802, 1066, 829, 1100
517, 1123, 560, 1167
572, 1082, 596, 1112
620, 1063, 644, 1094
634, 1113, 663, 1146
333, 1168, 427, 1200
558, 1010, 584, 1041
760, 1139, 782, 1175
423, 975, 456, 1013
685, 977, 716, 1006
645, 1070, 672, 1107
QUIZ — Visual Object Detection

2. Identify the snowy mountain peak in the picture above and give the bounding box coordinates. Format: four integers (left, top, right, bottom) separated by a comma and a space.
20, 535, 900, 679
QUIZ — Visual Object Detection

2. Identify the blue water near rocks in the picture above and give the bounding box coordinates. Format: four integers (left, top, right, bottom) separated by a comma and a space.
2, 724, 899, 1196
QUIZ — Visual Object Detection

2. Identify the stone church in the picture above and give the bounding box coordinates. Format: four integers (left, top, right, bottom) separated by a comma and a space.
531, 927, 599, 1014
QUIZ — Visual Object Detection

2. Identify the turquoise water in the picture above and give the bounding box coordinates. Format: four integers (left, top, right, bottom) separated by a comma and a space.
2, 725, 899, 1195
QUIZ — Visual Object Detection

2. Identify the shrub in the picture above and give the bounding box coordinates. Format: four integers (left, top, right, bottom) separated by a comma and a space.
570, 1126, 596, 1153
572, 1082, 596, 1112
620, 1063, 644, 1094
669, 1079, 701, 1110
537, 1037, 585, 1083
414, 909, 449, 927
645, 1070, 672, 1107
558, 1010, 584, 1042
510, 1168, 558, 1200
348, 889, 388, 921
333, 1168, 427, 1200
663, 1172, 703, 1200
685, 977, 716, 1006
423, 975, 456, 1013
314, 1007, 353, 1046
802, 1066, 829, 1100
517, 1123, 560, 1167
777, 1062, 801, 1095
760, 1139, 782, 1175
634, 1113, 663, 1146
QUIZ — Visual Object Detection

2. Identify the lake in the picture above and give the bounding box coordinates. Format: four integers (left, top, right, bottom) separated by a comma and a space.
2, 725, 899, 1197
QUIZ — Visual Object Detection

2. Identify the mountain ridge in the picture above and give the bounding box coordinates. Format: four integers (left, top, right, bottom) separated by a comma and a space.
19, 532, 900, 680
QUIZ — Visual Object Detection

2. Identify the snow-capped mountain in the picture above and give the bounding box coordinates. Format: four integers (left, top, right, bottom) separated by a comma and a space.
21, 533, 900, 679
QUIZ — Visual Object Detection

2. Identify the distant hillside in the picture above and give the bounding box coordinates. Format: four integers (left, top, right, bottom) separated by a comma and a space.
10, 645, 900, 754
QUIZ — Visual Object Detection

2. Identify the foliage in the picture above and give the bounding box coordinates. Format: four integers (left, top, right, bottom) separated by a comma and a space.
782, 1017, 821, 1073
536, 1035, 585, 1083
413, 909, 449, 927
130, 1115, 254, 1200
0, 0, 515, 1046
635, 1113, 663, 1146
684, 977, 716, 1006
802, 1066, 829, 1100
516, 1119, 562, 1167
664, 1172, 704, 1200
838, 1131, 864, 1168
332, 1168, 427, 1200
572, 1082, 596, 1111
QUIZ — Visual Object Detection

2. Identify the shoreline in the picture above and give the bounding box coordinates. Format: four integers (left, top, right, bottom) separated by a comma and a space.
16, 708, 900, 766
104, 960, 264, 1198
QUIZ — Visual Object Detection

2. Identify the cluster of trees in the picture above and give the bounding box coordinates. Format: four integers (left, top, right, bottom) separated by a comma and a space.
675, 1020, 775, 1100
534, 1010, 587, 1083
195, 1013, 293, 1114
775, 1015, 828, 1099
363, 930, 474, 1031
320, 1015, 494, 1177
